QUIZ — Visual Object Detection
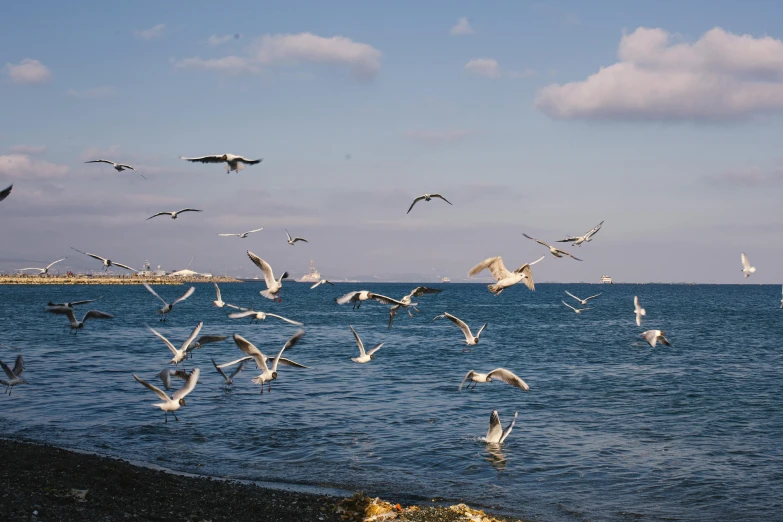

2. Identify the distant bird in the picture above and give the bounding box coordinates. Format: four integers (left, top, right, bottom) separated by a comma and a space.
142, 282, 195, 322
780, 286, 783, 309
641, 330, 671, 347
285, 230, 308, 245
17, 257, 66, 275
565, 291, 601, 306
634, 296, 646, 327
133, 367, 200, 423
468, 255, 544, 295
45, 306, 113, 334
85, 159, 146, 179
158, 368, 190, 390
212, 282, 225, 308
741, 252, 756, 278
433, 312, 486, 351
407, 193, 452, 214
212, 358, 246, 386
349, 325, 383, 363
218, 331, 306, 393
184, 335, 228, 358
180, 153, 262, 174
523, 234, 582, 261
148, 322, 203, 368
227, 306, 303, 326
0, 184, 13, 202
481, 410, 518, 444
310, 279, 334, 289
246, 251, 287, 301
70, 248, 136, 272
335, 291, 405, 309
557, 221, 604, 247
0, 355, 27, 395
459, 368, 529, 392
388, 286, 443, 328
562, 300, 590, 314
47, 297, 100, 308
217, 227, 264, 238
146, 208, 202, 220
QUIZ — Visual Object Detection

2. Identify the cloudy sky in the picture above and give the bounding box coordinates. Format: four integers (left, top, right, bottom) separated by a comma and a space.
2, 0, 783, 282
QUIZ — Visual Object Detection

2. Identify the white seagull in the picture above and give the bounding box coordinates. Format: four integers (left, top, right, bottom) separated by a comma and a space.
634, 296, 646, 327
468, 255, 544, 295
247, 251, 287, 301
741, 253, 756, 278
335, 291, 406, 309
133, 367, 200, 423
70, 247, 136, 272
0, 355, 27, 395
388, 286, 443, 328
217, 227, 264, 238
180, 153, 262, 174
562, 300, 590, 314
286, 230, 308, 245
780, 286, 783, 309
142, 282, 195, 322
17, 257, 67, 275
433, 312, 487, 351
407, 193, 452, 214
565, 291, 601, 306
227, 306, 303, 326
213, 282, 225, 307
641, 330, 671, 347
158, 368, 190, 390
481, 410, 518, 444
146, 208, 202, 220
184, 335, 228, 358
459, 368, 529, 392
47, 297, 100, 308
148, 322, 203, 368
85, 159, 146, 179
218, 331, 306, 393
212, 358, 247, 386
523, 234, 583, 261
45, 306, 113, 334
0, 184, 12, 202
557, 221, 604, 247
349, 325, 383, 364
310, 279, 335, 289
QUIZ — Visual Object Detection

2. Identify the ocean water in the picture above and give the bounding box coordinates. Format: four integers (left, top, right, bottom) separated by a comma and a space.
1, 282, 782, 521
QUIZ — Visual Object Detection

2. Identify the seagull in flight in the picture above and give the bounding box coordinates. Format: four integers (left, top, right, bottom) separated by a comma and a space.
142, 282, 195, 322
212, 282, 225, 308
0, 184, 12, 202
407, 193, 452, 214
562, 300, 590, 314
227, 305, 303, 325
310, 279, 335, 289
47, 297, 100, 308
481, 410, 518, 444
148, 322, 203, 369
634, 296, 646, 327
468, 255, 544, 295
780, 286, 783, 309
557, 221, 604, 247
286, 230, 308, 245
565, 291, 601, 306
45, 306, 113, 334
180, 153, 262, 174
146, 208, 202, 220
212, 358, 247, 386
217, 331, 306, 393
433, 312, 487, 351
0, 355, 27, 395
70, 248, 136, 272
349, 325, 383, 363
523, 234, 582, 261
388, 286, 443, 328
459, 368, 529, 392
217, 227, 264, 238
158, 368, 190, 390
247, 251, 287, 301
184, 335, 228, 358
335, 291, 406, 309
133, 368, 200, 423
85, 159, 146, 179
641, 330, 671, 347
17, 257, 66, 275
741, 253, 756, 278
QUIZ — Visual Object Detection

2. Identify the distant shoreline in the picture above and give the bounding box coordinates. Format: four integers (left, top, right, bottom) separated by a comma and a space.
0, 275, 242, 285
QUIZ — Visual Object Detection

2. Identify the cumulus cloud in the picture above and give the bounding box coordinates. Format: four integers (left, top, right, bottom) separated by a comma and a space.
135, 24, 165, 41
3, 58, 52, 84
405, 129, 471, 144
208, 33, 240, 46
465, 58, 500, 78
0, 154, 68, 180
535, 27, 783, 121
9, 145, 46, 155
66, 86, 115, 98
450, 17, 474, 36
176, 32, 382, 81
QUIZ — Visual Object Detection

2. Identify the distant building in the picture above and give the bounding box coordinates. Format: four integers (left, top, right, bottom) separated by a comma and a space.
168, 269, 212, 278
137, 260, 167, 277
601, 275, 613, 284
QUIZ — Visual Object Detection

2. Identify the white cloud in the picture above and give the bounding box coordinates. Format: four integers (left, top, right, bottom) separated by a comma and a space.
535, 27, 783, 121
0, 154, 68, 179
208, 33, 240, 46
450, 17, 474, 36
80, 145, 121, 161
9, 145, 47, 155
135, 24, 165, 41
176, 32, 382, 81
3, 58, 52, 84
405, 129, 471, 144
66, 86, 115, 99
465, 58, 500, 78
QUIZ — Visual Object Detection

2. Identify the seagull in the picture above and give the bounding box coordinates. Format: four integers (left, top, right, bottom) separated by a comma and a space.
47, 297, 100, 308
468, 255, 544, 295
557, 221, 604, 247
562, 300, 590, 314
247, 251, 287, 301
70, 247, 136, 272
148, 322, 203, 368
142, 282, 195, 322
388, 286, 443, 328
334, 291, 406, 309
310, 279, 335, 289
180, 153, 262, 174
158, 368, 190, 390
212, 358, 247, 386
780, 286, 783, 309
146, 209, 203, 220
0, 355, 27, 395
85, 159, 146, 179
349, 325, 383, 363
217, 331, 306, 393
432, 312, 486, 351
565, 291, 601, 306
480, 410, 518, 444
741, 253, 756, 278
641, 330, 671, 347
133, 368, 200, 423
217, 227, 264, 238
184, 335, 228, 358
212, 282, 225, 307
45, 306, 113, 334
286, 230, 308, 245
634, 296, 646, 327
227, 307, 303, 326
523, 234, 582, 261
459, 368, 529, 392
17, 258, 67, 275
0, 184, 12, 202
407, 193, 452, 214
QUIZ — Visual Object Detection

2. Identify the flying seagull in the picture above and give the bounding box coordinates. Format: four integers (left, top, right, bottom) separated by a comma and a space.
17, 257, 67, 275
146, 209, 203, 220
133, 367, 200, 423
184, 335, 228, 358
158, 368, 190, 390
741, 253, 756, 278
286, 230, 308, 245
481, 410, 518, 444
217, 331, 306, 393
335, 291, 406, 309
459, 368, 529, 392
634, 296, 646, 327
388, 286, 443, 328
47, 297, 100, 308
523, 234, 582, 261
641, 330, 671, 347
70, 247, 135, 272
142, 282, 195, 322
227, 307, 303, 326
562, 300, 590, 314
565, 291, 601, 306
780, 286, 783, 309
217, 227, 263, 238
468, 255, 544, 295
310, 279, 334, 289
557, 221, 604, 247
247, 251, 287, 301
349, 325, 383, 364
0, 184, 12, 202
180, 153, 262, 174
212, 358, 246, 386
212, 282, 225, 307
148, 322, 203, 369
85, 159, 146, 179
0, 355, 27, 395
45, 306, 113, 334
432, 312, 486, 351
407, 193, 452, 214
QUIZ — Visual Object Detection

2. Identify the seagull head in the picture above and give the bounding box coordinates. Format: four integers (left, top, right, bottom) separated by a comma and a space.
473, 337, 480, 344
271, 371, 278, 380
485, 375, 493, 383
178, 398, 186, 406
370, 354, 376, 360
221, 154, 228, 161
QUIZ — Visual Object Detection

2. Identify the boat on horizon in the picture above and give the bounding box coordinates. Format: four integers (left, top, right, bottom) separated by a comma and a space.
297, 260, 321, 283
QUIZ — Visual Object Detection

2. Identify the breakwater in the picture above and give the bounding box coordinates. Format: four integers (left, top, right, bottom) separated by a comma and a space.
0, 274, 242, 285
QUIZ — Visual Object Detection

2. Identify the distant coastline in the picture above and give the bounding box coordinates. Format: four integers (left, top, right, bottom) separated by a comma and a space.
0, 274, 242, 285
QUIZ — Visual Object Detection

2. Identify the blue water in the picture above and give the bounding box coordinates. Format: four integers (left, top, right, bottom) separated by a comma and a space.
1, 282, 782, 521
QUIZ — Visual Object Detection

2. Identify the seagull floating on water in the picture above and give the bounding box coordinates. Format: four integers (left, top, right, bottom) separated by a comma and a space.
433, 312, 486, 351
0, 184, 12, 202
148, 322, 203, 368
565, 291, 601, 306
523, 234, 582, 261
227, 305, 303, 325
557, 221, 604, 247
286, 229, 308, 245
741, 253, 756, 278
146, 208, 202, 220
481, 410, 518, 444
641, 330, 671, 347
349, 325, 383, 363
217, 227, 264, 238
407, 193, 452, 214
142, 282, 195, 321
218, 331, 306, 393
85, 159, 146, 179
0, 355, 27, 395
17, 257, 66, 275
562, 300, 590, 314
468, 255, 544, 295
247, 251, 287, 301
459, 368, 529, 392
310, 279, 334, 289
71, 247, 136, 272
335, 291, 405, 309
133, 367, 200, 423
45, 306, 113, 334
180, 153, 262, 174
634, 296, 646, 327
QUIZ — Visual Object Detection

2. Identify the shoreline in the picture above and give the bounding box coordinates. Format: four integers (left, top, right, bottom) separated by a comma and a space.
0, 275, 242, 285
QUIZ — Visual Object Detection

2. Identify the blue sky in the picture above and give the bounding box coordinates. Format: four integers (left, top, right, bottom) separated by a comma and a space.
2, 0, 783, 282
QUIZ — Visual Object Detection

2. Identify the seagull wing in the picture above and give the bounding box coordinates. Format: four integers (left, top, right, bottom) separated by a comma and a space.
171, 286, 195, 306
214, 282, 222, 302
212, 358, 230, 382
486, 410, 502, 442
146, 212, 169, 220
172, 368, 200, 401
349, 325, 365, 356
277, 358, 309, 369
233, 334, 265, 360
368, 293, 406, 306
407, 195, 426, 214
310, 281, 323, 289
366, 343, 383, 357
84, 159, 115, 165
293, 237, 308, 243
659, 333, 672, 346
158, 368, 173, 390
180, 155, 225, 163
216, 356, 256, 369
228, 360, 248, 379
585, 220, 604, 238
409, 286, 443, 298
335, 291, 360, 305
522, 233, 551, 249
556, 236, 581, 243
444, 312, 472, 341
246, 251, 275, 287
487, 368, 529, 390
67, 298, 100, 306
46, 306, 77, 324
0, 184, 11, 201
133, 374, 170, 401
0, 359, 17, 380
218, 233, 240, 237
70, 247, 106, 263
12, 355, 24, 376
181, 322, 203, 351
265, 313, 304, 326
196, 335, 227, 346
228, 311, 258, 319
430, 194, 453, 205
563, 250, 583, 261
45, 258, 67, 270
116, 164, 136, 171
246, 227, 264, 234
515, 263, 536, 291
562, 300, 578, 312
235, 156, 262, 165
499, 412, 518, 443
476, 323, 488, 338
147, 326, 178, 356
112, 261, 136, 271
285, 229, 292, 242
468, 256, 511, 281
174, 208, 202, 216
565, 291, 582, 302
584, 293, 602, 302
81, 310, 113, 322
458, 370, 475, 392
272, 330, 305, 372
741, 253, 751, 270
143, 282, 168, 306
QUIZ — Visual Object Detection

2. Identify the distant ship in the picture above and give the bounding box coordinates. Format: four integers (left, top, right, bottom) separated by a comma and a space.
601, 275, 613, 284
297, 260, 321, 283
441, 276, 451, 283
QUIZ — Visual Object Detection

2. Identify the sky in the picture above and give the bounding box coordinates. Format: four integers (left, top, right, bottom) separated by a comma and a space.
2, 0, 783, 283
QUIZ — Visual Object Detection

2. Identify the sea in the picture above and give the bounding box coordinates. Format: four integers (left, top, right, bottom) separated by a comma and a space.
1, 282, 781, 521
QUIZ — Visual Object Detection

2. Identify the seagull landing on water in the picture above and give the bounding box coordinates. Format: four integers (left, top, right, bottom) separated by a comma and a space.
311, 279, 334, 289
335, 291, 406, 310
133, 368, 200, 423
634, 296, 646, 327
468, 255, 544, 296
557, 221, 604, 247
246, 251, 287, 302
17, 257, 66, 275
226, 305, 303, 325
459, 368, 529, 392
0, 184, 12, 202
85, 159, 146, 179
218, 227, 263, 238
0, 355, 27, 395
407, 193, 452, 214
741, 253, 756, 278
45, 306, 113, 334
562, 301, 590, 314
481, 410, 518, 444
523, 234, 582, 261
148, 322, 203, 369
433, 312, 486, 352
146, 209, 202, 220
212, 358, 247, 386
286, 230, 308, 245
217, 331, 306, 393
180, 153, 262, 174
142, 282, 195, 322
565, 291, 601, 306
641, 330, 671, 347
70, 247, 136, 272
349, 325, 383, 363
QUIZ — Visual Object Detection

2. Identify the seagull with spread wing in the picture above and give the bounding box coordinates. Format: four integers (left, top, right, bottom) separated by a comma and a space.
184, 335, 228, 358
523, 234, 582, 261
227, 305, 303, 326
459, 368, 530, 392
217, 331, 306, 393
0, 184, 12, 202
47, 297, 100, 308
70, 247, 136, 272
562, 300, 590, 314
133, 368, 200, 423
310, 279, 334, 289
45, 306, 113, 334
142, 282, 195, 322
433, 312, 486, 351
212, 282, 225, 308
565, 291, 601, 306
335, 291, 406, 310
246, 251, 287, 301
0, 355, 27, 395
741, 252, 756, 278
180, 153, 262, 173
407, 193, 452, 214
388, 286, 443, 328
468, 255, 544, 295
17, 257, 66, 275
212, 358, 247, 386
481, 410, 518, 444
349, 325, 383, 363
218, 227, 263, 238
146, 208, 202, 220
148, 322, 203, 368
286, 229, 308, 245
641, 330, 671, 347
557, 221, 604, 246
85, 159, 146, 179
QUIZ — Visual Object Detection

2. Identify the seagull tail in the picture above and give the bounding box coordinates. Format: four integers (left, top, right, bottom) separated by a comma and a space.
487, 283, 501, 293
251, 375, 265, 385
259, 289, 275, 300
641, 309, 646, 316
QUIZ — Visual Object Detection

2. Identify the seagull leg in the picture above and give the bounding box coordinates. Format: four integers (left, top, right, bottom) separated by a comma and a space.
173, 412, 179, 422
164, 412, 168, 424
7, 386, 11, 396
